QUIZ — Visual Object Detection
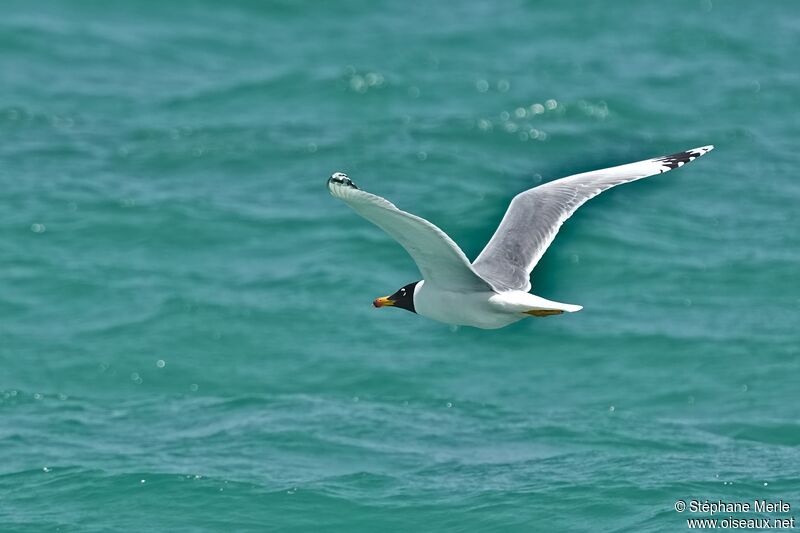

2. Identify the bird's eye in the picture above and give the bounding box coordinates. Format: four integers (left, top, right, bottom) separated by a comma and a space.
400, 288, 406, 296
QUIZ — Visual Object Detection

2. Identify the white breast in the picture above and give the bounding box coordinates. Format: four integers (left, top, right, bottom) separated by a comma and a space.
413, 281, 526, 329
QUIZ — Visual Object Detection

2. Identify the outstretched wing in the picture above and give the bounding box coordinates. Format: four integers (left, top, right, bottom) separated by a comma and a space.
472, 145, 715, 292
327, 174, 492, 292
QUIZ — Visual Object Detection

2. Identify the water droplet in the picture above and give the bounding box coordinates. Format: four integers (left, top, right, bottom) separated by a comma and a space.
307, 143, 317, 153
350, 75, 366, 93
43, 466, 50, 473
545, 99, 558, 110
140, 479, 146, 484
530, 103, 545, 114
130, 372, 140, 381
31, 223, 46, 234
514, 107, 527, 118
609, 405, 616, 412
408, 86, 420, 98
475, 79, 489, 93
570, 254, 580, 264
478, 119, 492, 131
446, 402, 453, 408
764, 482, 769, 486
33, 393, 42, 400
499, 111, 510, 121
156, 359, 166, 368
497, 79, 510, 92
190, 383, 199, 392
417, 151, 427, 161
741, 384, 748, 392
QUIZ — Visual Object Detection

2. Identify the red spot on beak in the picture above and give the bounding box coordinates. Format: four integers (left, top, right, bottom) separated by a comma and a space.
373, 296, 393, 308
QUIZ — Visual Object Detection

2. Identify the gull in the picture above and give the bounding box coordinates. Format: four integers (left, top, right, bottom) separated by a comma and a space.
328, 145, 713, 329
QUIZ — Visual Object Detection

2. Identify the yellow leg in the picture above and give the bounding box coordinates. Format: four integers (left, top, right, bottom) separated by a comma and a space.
524, 309, 564, 317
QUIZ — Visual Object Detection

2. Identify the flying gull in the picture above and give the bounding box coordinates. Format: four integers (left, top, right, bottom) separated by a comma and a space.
328, 145, 714, 329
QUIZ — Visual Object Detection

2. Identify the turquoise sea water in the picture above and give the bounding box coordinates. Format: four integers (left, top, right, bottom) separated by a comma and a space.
2, 1, 799, 531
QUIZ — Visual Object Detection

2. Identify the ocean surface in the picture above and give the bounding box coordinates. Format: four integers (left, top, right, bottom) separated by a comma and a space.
2, 1, 799, 531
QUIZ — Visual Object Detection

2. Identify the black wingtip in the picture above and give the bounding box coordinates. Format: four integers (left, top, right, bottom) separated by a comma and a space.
328, 172, 358, 189
654, 145, 714, 171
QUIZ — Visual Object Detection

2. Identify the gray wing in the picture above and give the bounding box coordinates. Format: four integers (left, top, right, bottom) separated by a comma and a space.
471, 145, 714, 292
328, 174, 493, 293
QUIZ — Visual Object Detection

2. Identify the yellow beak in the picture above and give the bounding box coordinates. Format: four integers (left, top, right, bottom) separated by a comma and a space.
373, 296, 395, 308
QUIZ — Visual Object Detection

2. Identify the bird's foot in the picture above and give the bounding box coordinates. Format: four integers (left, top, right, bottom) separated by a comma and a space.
524, 309, 564, 317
